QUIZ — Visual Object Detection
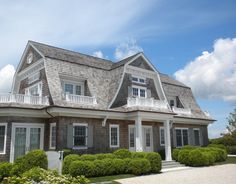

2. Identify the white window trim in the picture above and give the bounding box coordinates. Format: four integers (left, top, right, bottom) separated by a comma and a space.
0, 123, 7, 155
132, 85, 147, 98
132, 75, 146, 84
25, 81, 42, 96
62, 80, 84, 96
128, 125, 135, 150
109, 124, 120, 148
73, 123, 88, 149
28, 72, 40, 84
49, 123, 56, 150
193, 128, 201, 146
159, 127, 165, 146
175, 128, 189, 148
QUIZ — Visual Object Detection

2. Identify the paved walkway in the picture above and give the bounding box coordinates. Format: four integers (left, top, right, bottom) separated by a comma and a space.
117, 164, 236, 184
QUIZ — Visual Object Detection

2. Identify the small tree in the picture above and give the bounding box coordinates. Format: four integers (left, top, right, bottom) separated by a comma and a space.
226, 109, 236, 134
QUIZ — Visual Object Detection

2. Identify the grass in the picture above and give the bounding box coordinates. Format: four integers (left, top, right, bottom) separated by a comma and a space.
89, 174, 135, 184
214, 156, 236, 165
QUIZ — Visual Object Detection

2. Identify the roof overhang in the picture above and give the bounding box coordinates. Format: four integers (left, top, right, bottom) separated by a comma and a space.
173, 116, 215, 125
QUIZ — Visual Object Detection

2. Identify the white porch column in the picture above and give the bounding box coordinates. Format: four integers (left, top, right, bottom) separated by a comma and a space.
164, 119, 172, 161
135, 116, 143, 152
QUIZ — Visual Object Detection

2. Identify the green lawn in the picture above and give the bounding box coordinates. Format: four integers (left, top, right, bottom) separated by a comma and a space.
89, 174, 135, 184
215, 156, 236, 165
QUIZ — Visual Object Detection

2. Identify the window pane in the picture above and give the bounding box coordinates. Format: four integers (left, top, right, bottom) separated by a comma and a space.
160, 129, 165, 145
139, 78, 145, 83
0, 126, 6, 152
75, 85, 82, 95
51, 126, 56, 148
65, 84, 73, 94
111, 127, 118, 146
194, 130, 200, 146
132, 88, 139, 96
176, 129, 182, 147
140, 89, 146, 97
146, 129, 151, 147
183, 129, 188, 145
29, 85, 39, 96
170, 100, 175, 107
132, 77, 138, 82
129, 127, 135, 147
74, 126, 87, 146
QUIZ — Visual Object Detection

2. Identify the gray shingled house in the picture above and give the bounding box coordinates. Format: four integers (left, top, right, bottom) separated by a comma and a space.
0, 41, 214, 162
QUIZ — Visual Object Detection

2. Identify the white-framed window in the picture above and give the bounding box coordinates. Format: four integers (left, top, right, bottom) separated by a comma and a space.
193, 128, 201, 146
25, 82, 42, 96
28, 72, 40, 84
49, 123, 56, 149
62, 80, 84, 96
128, 125, 135, 149
175, 128, 189, 147
159, 127, 165, 146
132, 75, 146, 84
0, 123, 7, 154
132, 85, 147, 98
73, 123, 88, 148
109, 124, 119, 148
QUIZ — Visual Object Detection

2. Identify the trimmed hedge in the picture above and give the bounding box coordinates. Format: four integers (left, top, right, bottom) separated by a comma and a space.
0, 162, 13, 181
96, 153, 115, 160
178, 149, 191, 165
128, 159, 151, 175
79, 154, 97, 161
172, 149, 180, 161
131, 152, 147, 158
63, 154, 80, 174
188, 149, 210, 166
145, 152, 162, 173
208, 144, 227, 151
113, 149, 132, 159
11, 149, 48, 176
69, 161, 95, 177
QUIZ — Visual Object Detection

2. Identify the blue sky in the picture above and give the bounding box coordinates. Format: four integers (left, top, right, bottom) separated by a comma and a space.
0, 0, 236, 138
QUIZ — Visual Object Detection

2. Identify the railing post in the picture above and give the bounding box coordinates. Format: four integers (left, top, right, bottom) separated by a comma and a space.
93, 96, 97, 105
65, 92, 70, 101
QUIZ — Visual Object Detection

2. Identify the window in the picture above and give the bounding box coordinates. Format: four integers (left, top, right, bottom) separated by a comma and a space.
73, 123, 88, 147
0, 123, 7, 154
109, 124, 119, 148
132, 86, 146, 98
194, 129, 200, 146
160, 127, 165, 146
25, 82, 42, 96
28, 72, 40, 84
129, 126, 135, 148
49, 123, 56, 149
63, 81, 84, 95
170, 100, 175, 107
145, 128, 151, 147
175, 128, 189, 147
132, 76, 146, 84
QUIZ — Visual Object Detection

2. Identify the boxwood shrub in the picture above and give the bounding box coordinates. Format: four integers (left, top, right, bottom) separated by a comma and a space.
145, 152, 162, 173
69, 161, 95, 177
96, 153, 115, 160
208, 144, 227, 151
172, 149, 180, 161
188, 149, 210, 166
113, 149, 132, 159
0, 162, 13, 181
128, 158, 151, 175
11, 149, 48, 176
79, 154, 97, 161
178, 149, 191, 165
62, 154, 80, 174
131, 152, 147, 159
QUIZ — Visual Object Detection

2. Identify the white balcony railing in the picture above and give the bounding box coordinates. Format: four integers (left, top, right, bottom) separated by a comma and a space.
65, 93, 97, 105
127, 97, 169, 109
0, 94, 49, 106
172, 106, 191, 115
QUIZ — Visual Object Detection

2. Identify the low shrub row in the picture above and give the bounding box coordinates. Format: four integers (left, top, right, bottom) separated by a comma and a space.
63, 149, 162, 177
172, 145, 227, 166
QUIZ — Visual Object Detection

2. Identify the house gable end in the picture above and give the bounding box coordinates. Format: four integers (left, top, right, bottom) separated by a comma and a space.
128, 55, 155, 71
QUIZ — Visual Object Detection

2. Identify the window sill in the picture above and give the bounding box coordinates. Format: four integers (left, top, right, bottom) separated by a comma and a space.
73, 146, 88, 150
110, 145, 119, 148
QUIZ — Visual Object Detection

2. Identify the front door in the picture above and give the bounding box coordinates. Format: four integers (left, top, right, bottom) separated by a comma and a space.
10, 123, 44, 162
128, 125, 153, 152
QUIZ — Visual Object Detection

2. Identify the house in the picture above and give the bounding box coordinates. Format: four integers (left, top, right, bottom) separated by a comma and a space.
0, 41, 214, 163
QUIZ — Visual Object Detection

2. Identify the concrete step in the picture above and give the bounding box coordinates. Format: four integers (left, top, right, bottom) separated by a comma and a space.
162, 161, 185, 169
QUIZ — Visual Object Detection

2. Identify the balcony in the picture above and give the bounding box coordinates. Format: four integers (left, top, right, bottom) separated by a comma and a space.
127, 97, 169, 109
64, 93, 97, 105
0, 93, 49, 106
172, 106, 191, 115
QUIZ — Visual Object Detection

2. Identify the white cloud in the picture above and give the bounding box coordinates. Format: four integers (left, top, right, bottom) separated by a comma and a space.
175, 38, 236, 104
0, 65, 15, 93
114, 39, 143, 60
93, 51, 104, 59
0, 0, 154, 68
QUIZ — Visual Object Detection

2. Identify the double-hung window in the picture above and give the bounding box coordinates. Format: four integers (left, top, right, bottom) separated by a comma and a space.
160, 127, 165, 146
49, 123, 56, 149
193, 128, 200, 146
109, 124, 119, 148
132, 86, 146, 98
63, 81, 84, 96
175, 128, 189, 147
0, 123, 7, 154
73, 123, 88, 148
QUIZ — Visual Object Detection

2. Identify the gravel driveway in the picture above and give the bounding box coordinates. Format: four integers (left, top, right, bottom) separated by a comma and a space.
117, 164, 236, 184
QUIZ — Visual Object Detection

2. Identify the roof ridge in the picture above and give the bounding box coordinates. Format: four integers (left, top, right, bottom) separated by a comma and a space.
29, 40, 114, 64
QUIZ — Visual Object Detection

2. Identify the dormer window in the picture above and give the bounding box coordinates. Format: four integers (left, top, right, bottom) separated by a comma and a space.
63, 81, 84, 96
132, 76, 146, 84
25, 82, 42, 96
170, 99, 175, 107
132, 86, 146, 98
